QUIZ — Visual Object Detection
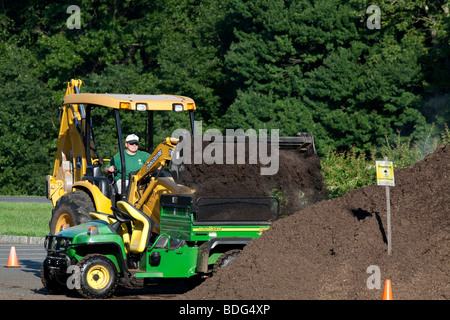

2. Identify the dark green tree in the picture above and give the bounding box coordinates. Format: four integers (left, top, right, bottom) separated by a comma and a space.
0, 0, 448, 195
0, 41, 57, 195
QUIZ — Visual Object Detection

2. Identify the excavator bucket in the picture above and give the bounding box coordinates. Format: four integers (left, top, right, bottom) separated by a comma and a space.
275, 132, 316, 155
208, 131, 316, 155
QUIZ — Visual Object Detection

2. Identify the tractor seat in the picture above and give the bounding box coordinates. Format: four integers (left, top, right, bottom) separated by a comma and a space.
115, 201, 154, 253
82, 165, 111, 197
90, 211, 118, 223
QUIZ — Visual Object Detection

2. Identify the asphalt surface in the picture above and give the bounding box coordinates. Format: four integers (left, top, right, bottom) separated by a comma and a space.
0, 243, 58, 299
0, 196, 189, 300
0, 244, 189, 300
0, 196, 50, 203
0, 196, 50, 299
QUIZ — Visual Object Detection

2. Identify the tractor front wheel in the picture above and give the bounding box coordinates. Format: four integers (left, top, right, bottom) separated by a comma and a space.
76, 254, 118, 299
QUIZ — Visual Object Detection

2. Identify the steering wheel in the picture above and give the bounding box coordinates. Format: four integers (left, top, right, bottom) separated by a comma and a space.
111, 206, 134, 223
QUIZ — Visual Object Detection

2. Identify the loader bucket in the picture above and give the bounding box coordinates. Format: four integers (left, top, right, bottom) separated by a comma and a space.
274, 132, 316, 154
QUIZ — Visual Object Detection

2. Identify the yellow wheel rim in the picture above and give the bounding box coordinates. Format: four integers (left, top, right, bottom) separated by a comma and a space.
55, 214, 74, 233
87, 265, 110, 290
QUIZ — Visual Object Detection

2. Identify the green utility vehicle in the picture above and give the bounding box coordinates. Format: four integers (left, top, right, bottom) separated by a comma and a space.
41, 187, 278, 299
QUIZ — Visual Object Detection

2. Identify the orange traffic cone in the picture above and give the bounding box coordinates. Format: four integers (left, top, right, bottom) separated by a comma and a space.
4, 246, 21, 268
382, 279, 393, 300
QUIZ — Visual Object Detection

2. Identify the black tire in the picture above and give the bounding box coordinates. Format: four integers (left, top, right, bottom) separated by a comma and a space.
76, 254, 118, 299
184, 249, 242, 290
49, 191, 95, 234
40, 263, 69, 295
184, 275, 205, 290
213, 249, 241, 272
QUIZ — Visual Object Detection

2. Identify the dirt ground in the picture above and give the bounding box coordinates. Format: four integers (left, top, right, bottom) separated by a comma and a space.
181, 144, 449, 300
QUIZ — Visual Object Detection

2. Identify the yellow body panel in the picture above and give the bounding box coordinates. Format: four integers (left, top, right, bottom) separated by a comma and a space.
139, 178, 193, 234
47, 79, 95, 205
72, 181, 112, 214
63, 93, 196, 111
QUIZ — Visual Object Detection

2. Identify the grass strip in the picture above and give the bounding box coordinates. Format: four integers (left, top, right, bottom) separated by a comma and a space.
0, 202, 52, 237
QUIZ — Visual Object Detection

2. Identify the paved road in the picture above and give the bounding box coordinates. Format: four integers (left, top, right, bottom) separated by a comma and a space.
0, 243, 189, 300
0, 197, 53, 299
0, 196, 50, 203
0, 244, 62, 299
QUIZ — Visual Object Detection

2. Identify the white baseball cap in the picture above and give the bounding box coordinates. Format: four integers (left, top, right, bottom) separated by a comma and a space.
125, 134, 139, 144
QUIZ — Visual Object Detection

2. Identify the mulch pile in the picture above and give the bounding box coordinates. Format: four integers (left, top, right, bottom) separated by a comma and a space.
181, 144, 449, 300
181, 142, 328, 215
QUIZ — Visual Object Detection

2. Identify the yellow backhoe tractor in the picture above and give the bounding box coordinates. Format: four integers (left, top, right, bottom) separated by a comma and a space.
47, 79, 316, 235
46, 79, 196, 234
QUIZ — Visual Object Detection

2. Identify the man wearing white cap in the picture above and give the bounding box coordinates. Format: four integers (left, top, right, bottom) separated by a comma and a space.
105, 134, 151, 194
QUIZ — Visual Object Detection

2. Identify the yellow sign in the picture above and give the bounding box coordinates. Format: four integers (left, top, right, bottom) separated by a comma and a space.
376, 160, 395, 186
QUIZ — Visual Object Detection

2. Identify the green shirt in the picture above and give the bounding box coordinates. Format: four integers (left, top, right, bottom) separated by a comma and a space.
110, 150, 151, 182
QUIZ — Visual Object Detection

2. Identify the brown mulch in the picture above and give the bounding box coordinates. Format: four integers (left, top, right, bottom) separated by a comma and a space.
181, 143, 328, 215
181, 144, 450, 300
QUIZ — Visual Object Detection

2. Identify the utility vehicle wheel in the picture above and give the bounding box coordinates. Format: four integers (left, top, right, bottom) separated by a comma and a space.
40, 263, 69, 294
184, 275, 205, 290
213, 249, 242, 272
50, 191, 94, 233
77, 254, 118, 299
185, 249, 242, 290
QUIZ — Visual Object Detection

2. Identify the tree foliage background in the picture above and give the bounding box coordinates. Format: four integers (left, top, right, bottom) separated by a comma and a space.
0, 0, 449, 195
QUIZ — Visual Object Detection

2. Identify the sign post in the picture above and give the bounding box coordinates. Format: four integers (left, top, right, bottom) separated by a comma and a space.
376, 157, 395, 255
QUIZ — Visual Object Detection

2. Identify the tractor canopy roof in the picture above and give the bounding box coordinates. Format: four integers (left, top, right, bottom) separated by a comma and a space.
63, 93, 196, 111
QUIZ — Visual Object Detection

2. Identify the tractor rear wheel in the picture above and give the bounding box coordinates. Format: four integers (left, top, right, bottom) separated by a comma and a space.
49, 191, 95, 234
76, 254, 118, 299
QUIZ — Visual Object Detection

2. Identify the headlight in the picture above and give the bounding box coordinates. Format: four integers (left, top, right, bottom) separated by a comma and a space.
136, 103, 147, 111
172, 103, 183, 112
